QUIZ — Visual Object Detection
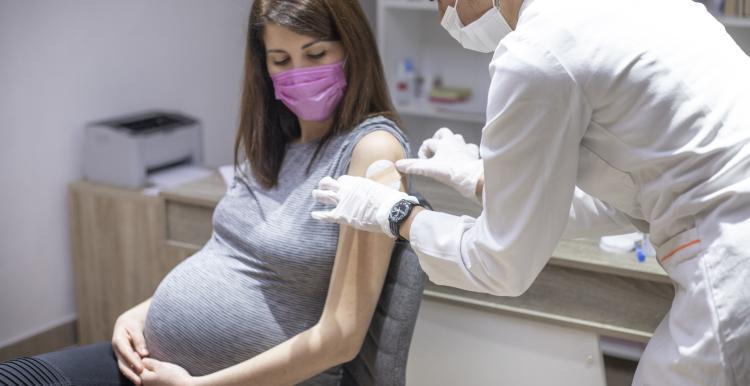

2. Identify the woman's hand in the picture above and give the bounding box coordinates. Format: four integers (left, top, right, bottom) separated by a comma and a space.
112, 312, 150, 385
141, 358, 195, 386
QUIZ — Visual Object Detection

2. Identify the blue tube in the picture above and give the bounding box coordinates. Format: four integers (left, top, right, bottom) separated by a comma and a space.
635, 244, 646, 263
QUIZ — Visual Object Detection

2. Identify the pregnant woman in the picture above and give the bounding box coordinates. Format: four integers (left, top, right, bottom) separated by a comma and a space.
0, 1, 410, 385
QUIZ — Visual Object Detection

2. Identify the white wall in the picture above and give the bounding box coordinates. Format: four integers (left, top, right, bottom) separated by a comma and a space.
0, 0, 253, 347
0, 0, 378, 349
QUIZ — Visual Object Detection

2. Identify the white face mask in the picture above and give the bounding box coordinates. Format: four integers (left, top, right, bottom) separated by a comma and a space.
440, 0, 512, 53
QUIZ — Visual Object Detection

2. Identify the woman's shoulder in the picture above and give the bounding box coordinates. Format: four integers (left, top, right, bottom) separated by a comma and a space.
326, 114, 410, 177
345, 115, 409, 176
352, 130, 405, 161
344, 115, 408, 148
351, 114, 403, 134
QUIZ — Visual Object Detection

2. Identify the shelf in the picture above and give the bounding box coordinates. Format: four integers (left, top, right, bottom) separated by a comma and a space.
398, 103, 486, 124
718, 16, 750, 28
382, 2, 750, 28
382, 1, 437, 11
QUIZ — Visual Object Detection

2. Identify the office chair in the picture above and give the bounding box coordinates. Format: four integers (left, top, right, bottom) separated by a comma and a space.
340, 196, 430, 386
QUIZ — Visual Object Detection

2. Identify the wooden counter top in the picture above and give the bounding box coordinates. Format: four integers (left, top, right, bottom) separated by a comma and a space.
161, 173, 667, 283
161, 172, 673, 341
161, 173, 666, 281
409, 175, 668, 283
159, 172, 226, 208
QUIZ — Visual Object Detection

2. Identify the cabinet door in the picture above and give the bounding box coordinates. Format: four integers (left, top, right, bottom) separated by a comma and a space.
69, 183, 167, 344
162, 241, 200, 269
407, 298, 607, 386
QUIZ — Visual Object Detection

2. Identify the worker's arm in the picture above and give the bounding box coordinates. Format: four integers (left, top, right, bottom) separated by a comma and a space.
470, 177, 636, 238
401, 186, 637, 241
563, 187, 637, 239
141, 131, 406, 386
403, 36, 591, 297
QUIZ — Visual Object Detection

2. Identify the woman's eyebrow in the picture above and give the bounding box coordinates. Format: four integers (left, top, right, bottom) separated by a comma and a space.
301, 39, 323, 49
266, 39, 322, 53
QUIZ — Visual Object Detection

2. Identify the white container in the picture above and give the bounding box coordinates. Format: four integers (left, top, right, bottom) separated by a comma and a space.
394, 58, 416, 106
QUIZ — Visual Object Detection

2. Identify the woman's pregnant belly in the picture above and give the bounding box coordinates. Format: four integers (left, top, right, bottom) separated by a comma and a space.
143, 246, 324, 377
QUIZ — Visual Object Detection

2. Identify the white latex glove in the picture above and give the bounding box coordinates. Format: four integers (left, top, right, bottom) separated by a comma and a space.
395, 127, 483, 199
311, 175, 418, 238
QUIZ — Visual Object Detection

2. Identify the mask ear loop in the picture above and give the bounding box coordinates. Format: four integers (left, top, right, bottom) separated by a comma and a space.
453, 0, 463, 20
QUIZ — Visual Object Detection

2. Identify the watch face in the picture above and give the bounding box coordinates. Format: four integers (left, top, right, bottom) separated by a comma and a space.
389, 200, 411, 222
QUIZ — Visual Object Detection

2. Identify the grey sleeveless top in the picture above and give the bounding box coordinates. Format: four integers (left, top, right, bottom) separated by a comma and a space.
144, 116, 409, 385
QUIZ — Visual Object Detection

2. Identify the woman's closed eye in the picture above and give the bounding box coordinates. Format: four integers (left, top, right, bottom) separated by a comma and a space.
271, 56, 290, 66
307, 50, 326, 60
268, 51, 326, 67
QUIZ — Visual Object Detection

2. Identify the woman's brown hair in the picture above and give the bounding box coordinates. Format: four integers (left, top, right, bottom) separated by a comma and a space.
234, 0, 400, 188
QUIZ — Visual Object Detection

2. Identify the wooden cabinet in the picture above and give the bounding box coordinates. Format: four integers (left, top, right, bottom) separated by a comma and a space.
69, 182, 172, 344
69, 175, 223, 344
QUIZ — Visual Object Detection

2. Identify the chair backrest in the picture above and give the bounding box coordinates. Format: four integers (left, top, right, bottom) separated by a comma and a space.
340, 197, 429, 386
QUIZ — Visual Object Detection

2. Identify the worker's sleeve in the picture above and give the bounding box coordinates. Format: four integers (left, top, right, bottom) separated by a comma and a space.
562, 187, 638, 239
410, 37, 590, 296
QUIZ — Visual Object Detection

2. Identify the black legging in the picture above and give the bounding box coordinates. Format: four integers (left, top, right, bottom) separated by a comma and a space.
0, 342, 134, 386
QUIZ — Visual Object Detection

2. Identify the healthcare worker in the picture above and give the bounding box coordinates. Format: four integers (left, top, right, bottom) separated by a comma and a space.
311, 0, 750, 384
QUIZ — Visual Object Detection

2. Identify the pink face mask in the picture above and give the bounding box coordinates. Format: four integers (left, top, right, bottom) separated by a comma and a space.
270, 61, 347, 122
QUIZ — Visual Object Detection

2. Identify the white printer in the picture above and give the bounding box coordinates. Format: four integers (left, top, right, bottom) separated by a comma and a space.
83, 111, 203, 188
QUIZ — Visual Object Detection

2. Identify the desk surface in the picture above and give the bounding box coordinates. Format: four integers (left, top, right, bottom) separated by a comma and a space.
162, 173, 672, 342
161, 172, 668, 284
160, 172, 226, 208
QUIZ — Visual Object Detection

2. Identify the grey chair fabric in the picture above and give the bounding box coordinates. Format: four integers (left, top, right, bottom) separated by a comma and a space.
340, 197, 429, 386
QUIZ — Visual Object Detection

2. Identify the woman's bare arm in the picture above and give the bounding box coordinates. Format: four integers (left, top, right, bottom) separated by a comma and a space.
191, 131, 406, 386
121, 298, 152, 320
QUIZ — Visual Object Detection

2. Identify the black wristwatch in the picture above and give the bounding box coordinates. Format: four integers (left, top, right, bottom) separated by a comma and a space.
388, 199, 420, 240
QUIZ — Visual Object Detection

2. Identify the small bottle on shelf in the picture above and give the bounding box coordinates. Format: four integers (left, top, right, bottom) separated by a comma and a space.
395, 58, 416, 106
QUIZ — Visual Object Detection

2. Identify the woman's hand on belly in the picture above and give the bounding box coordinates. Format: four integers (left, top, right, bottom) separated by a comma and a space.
113, 303, 151, 385
141, 358, 195, 386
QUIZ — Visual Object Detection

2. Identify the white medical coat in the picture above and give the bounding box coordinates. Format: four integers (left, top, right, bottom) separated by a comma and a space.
410, 0, 750, 296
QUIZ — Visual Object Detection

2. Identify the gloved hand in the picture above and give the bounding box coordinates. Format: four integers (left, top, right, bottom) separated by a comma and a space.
395, 127, 483, 199
311, 174, 418, 238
